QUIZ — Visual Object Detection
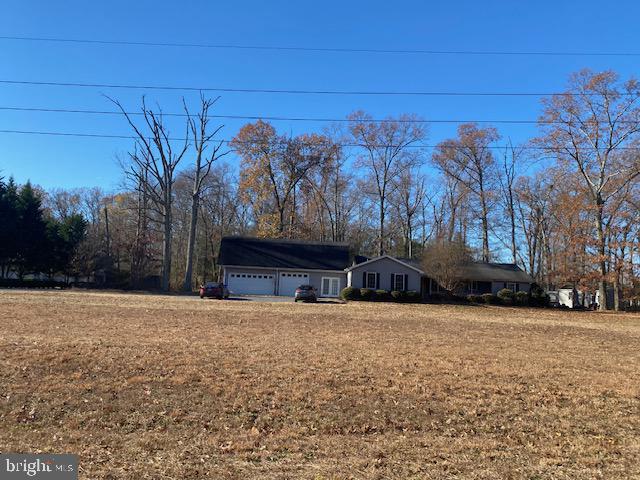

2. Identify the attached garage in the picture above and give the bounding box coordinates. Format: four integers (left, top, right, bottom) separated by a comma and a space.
227, 272, 275, 295
218, 237, 350, 297
278, 272, 309, 296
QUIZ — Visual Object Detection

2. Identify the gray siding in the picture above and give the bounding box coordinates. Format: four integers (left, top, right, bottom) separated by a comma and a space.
348, 257, 422, 291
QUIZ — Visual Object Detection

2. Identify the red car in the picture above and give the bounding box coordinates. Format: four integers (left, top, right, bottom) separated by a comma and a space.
199, 282, 230, 299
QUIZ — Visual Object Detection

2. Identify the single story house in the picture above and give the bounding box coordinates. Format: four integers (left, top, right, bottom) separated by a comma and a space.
218, 237, 535, 298
345, 255, 534, 297
218, 236, 349, 297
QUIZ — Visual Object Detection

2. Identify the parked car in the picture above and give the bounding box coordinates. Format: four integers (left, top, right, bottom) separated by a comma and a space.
199, 282, 229, 299
294, 284, 317, 303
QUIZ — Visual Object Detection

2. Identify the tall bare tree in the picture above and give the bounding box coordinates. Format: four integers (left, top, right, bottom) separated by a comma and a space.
182, 96, 226, 292
111, 97, 189, 291
498, 141, 522, 264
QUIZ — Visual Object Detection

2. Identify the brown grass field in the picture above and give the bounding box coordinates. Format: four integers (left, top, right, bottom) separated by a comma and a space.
0, 290, 639, 479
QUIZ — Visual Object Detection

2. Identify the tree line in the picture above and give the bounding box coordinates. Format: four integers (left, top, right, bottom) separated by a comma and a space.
0, 179, 86, 281
2, 69, 639, 310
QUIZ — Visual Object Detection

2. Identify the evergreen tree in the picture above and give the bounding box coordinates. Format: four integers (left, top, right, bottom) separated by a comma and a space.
15, 182, 48, 278
0, 177, 20, 277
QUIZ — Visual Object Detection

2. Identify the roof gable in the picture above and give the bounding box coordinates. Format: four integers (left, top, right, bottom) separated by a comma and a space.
219, 236, 350, 271
345, 255, 424, 274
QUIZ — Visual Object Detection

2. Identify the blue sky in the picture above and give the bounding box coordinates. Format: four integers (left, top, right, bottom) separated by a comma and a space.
2, 0, 640, 190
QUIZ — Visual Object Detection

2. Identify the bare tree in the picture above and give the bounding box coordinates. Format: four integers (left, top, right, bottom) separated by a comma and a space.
535, 69, 640, 310
498, 141, 522, 264
433, 123, 499, 262
182, 96, 226, 292
422, 239, 473, 295
111, 96, 189, 291
391, 167, 427, 258
348, 111, 426, 256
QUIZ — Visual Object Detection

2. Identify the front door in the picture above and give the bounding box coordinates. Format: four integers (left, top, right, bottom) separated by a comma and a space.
321, 277, 340, 297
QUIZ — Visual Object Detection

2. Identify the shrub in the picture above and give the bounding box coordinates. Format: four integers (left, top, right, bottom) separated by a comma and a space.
427, 293, 444, 303
390, 290, 406, 302
482, 293, 499, 305
375, 289, 390, 301
360, 288, 375, 301
529, 283, 549, 307
497, 288, 514, 305
340, 286, 360, 301
467, 294, 484, 303
514, 291, 529, 306
405, 290, 421, 303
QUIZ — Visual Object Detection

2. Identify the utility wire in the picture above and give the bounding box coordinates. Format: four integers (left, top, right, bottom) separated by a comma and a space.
1, 35, 639, 57
1, 128, 639, 151
1, 105, 638, 125
0, 79, 612, 97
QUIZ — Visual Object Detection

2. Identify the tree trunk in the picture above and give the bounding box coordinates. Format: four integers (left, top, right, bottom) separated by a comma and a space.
162, 192, 173, 292
182, 193, 199, 292
595, 199, 608, 311
378, 200, 385, 256
480, 193, 490, 262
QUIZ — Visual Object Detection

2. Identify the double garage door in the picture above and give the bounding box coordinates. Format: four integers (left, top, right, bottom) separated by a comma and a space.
227, 272, 275, 295
226, 271, 309, 296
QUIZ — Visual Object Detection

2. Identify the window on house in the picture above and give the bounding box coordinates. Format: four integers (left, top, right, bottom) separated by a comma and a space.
393, 274, 405, 291
366, 272, 377, 289
506, 282, 517, 291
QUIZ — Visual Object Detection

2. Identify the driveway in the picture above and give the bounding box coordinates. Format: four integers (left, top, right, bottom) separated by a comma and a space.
227, 295, 343, 304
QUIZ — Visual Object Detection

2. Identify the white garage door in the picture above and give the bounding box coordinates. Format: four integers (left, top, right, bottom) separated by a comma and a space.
227, 272, 275, 295
278, 272, 309, 296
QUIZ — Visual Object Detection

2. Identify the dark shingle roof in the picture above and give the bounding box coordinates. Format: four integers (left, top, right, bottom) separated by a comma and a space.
394, 257, 534, 283
219, 236, 351, 271
456, 262, 534, 283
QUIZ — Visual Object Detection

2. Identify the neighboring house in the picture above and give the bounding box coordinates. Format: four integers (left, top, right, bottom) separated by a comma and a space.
218, 236, 535, 298
218, 236, 350, 297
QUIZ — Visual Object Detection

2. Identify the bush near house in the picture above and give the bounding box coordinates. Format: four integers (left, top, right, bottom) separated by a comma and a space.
467, 294, 485, 303
374, 289, 390, 301
405, 291, 421, 303
529, 283, 550, 307
482, 293, 499, 305
341, 288, 422, 303
514, 291, 529, 306
359, 288, 376, 301
390, 290, 405, 302
497, 288, 515, 305
339, 286, 360, 301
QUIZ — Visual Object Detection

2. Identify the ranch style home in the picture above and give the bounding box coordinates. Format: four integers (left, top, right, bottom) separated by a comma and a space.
218, 236, 535, 298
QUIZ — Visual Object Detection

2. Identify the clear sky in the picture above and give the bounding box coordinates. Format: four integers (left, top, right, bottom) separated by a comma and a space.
2, 0, 640, 190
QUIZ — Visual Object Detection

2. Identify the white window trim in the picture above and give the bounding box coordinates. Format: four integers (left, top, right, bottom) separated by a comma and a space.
392, 273, 405, 291
365, 271, 377, 289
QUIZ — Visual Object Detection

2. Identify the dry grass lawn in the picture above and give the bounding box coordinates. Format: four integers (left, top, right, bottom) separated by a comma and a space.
0, 290, 639, 479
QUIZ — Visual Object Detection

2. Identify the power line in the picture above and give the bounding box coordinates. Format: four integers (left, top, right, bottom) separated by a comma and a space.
1, 128, 639, 151
0, 79, 596, 97
1, 35, 639, 57
1, 105, 637, 125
